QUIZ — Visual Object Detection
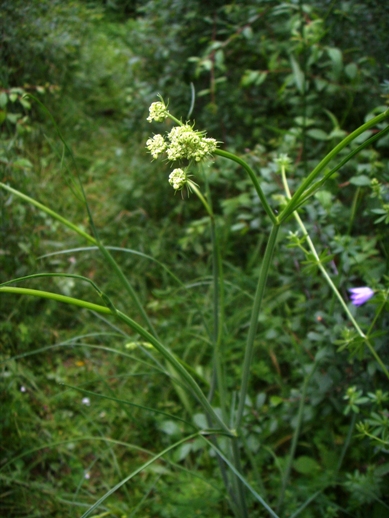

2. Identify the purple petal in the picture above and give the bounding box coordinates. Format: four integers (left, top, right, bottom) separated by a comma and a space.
348, 287, 374, 306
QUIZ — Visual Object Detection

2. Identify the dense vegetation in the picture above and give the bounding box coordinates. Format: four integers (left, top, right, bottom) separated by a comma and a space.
1, 1, 389, 517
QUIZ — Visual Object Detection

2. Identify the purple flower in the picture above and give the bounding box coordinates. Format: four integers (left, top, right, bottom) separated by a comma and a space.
348, 287, 374, 306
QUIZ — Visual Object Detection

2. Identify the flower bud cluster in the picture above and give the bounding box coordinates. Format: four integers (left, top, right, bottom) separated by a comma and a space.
145, 134, 167, 159
146, 124, 218, 164
147, 101, 169, 123
168, 168, 187, 190
274, 154, 292, 169
146, 100, 218, 192
166, 125, 217, 162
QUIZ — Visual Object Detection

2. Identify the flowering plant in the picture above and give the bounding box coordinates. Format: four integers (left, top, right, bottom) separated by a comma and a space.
0, 97, 388, 518
146, 98, 219, 194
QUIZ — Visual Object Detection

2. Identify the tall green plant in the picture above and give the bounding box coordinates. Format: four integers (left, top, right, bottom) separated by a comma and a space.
1, 97, 388, 517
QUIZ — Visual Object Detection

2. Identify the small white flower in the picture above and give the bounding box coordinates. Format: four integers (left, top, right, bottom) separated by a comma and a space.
82, 397, 91, 406
146, 134, 167, 159
20, 386, 26, 393
147, 101, 169, 123
169, 168, 187, 190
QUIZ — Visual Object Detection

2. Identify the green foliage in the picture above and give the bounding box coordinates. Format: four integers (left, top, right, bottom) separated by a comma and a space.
1, 0, 389, 517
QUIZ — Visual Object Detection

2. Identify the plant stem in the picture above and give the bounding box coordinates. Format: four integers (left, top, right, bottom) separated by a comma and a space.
214, 149, 277, 225
276, 367, 316, 513
336, 413, 356, 472
0, 286, 112, 313
190, 179, 228, 421
231, 439, 249, 518
279, 110, 389, 221
281, 167, 389, 379
210, 212, 228, 419
285, 123, 389, 217
0, 182, 157, 337
0, 286, 233, 435
235, 224, 280, 430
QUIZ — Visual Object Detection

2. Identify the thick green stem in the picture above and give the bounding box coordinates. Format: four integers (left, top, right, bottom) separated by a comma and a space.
214, 149, 277, 225
286, 123, 389, 216
231, 439, 249, 518
235, 224, 280, 429
279, 110, 389, 222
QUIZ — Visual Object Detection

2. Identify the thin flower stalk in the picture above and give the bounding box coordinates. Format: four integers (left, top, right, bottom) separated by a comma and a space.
277, 366, 317, 513
214, 149, 277, 225
280, 164, 389, 380
190, 177, 228, 423
192, 171, 248, 516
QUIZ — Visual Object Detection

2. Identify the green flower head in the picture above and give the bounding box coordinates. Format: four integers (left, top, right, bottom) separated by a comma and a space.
147, 101, 169, 123
145, 134, 167, 159
168, 168, 187, 190
274, 154, 292, 170
166, 124, 217, 162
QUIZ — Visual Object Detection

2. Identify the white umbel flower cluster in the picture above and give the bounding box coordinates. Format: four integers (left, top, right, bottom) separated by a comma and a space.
166, 125, 217, 162
168, 168, 187, 190
146, 100, 219, 192
145, 134, 167, 159
146, 124, 218, 163
147, 101, 169, 123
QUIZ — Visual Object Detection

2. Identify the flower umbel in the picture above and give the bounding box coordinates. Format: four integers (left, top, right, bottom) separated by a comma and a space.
166, 124, 217, 162
147, 101, 169, 123
146, 134, 167, 159
168, 168, 187, 191
348, 287, 374, 306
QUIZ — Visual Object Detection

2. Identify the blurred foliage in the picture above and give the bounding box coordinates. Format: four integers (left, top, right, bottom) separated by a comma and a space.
1, 0, 389, 516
